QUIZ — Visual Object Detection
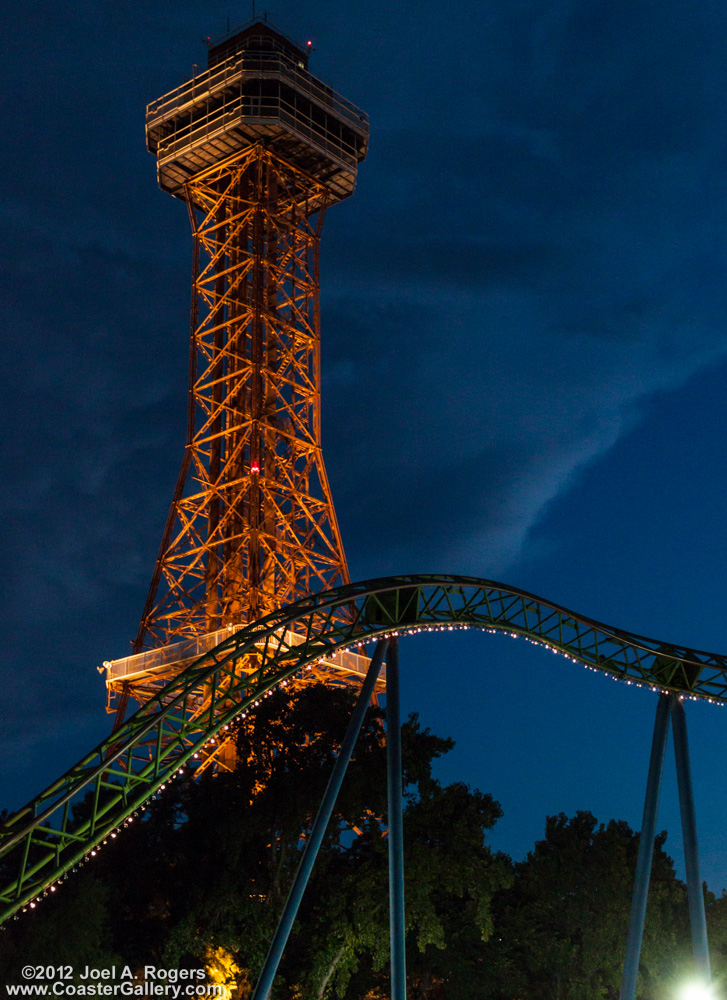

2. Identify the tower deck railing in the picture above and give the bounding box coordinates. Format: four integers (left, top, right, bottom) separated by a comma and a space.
102, 625, 379, 685
146, 53, 368, 137
155, 91, 361, 174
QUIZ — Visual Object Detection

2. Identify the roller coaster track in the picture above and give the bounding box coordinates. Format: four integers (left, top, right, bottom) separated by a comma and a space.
2, 573, 726, 924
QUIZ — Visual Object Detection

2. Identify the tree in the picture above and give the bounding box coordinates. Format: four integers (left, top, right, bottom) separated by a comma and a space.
482, 811, 691, 1000
153, 684, 512, 998
0, 875, 120, 984
0, 683, 508, 998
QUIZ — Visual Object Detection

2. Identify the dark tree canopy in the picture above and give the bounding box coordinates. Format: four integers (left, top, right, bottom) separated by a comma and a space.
482, 811, 696, 1000
0, 685, 715, 999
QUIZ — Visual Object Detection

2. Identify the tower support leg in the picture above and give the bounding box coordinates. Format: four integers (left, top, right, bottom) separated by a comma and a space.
619, 692, 672, 1000
387, 637, 407, 1000
251, 639, 388, 1000
671, 697, 711, 982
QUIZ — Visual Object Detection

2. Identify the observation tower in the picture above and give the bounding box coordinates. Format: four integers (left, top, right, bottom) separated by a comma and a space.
101, 20, 374, 750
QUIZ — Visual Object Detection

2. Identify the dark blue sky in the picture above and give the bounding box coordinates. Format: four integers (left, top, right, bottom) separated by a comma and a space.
4, 0, 727, 893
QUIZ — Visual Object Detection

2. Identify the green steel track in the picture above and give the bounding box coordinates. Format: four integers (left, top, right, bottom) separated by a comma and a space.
2, 573, 727, 924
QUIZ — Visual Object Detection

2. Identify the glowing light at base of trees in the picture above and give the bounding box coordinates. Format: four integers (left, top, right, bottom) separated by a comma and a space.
679, 981, 717, 1000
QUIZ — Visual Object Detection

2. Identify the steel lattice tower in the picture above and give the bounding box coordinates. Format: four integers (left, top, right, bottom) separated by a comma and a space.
103, 21, 370, 729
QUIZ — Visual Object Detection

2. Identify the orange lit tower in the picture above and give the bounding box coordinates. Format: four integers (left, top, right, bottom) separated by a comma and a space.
103, 20, 371, 732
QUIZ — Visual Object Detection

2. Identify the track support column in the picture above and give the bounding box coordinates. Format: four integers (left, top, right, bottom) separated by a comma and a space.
619, 692, 672, 1000
387, 637, 407, 1000
251, 639, 388, 1000
672, 697, 711, 983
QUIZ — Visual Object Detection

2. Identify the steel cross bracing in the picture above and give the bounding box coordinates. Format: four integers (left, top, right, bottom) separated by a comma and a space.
2, 573, 727, 923
133, 144, 348, 671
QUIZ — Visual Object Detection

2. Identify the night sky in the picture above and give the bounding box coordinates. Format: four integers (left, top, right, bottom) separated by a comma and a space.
4, 0, 727, 897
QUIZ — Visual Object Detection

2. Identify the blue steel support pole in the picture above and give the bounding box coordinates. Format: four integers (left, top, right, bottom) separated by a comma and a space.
251, 639, 388, 1000
387, 637, 407, 1000
671, 696, 711, 983
619, 692, 672, 1000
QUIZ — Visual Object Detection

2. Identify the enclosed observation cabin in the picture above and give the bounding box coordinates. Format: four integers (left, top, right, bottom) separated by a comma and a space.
145, 20, 369, 209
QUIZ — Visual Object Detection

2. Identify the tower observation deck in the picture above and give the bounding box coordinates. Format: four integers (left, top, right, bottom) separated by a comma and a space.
102, 20, 375, 745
